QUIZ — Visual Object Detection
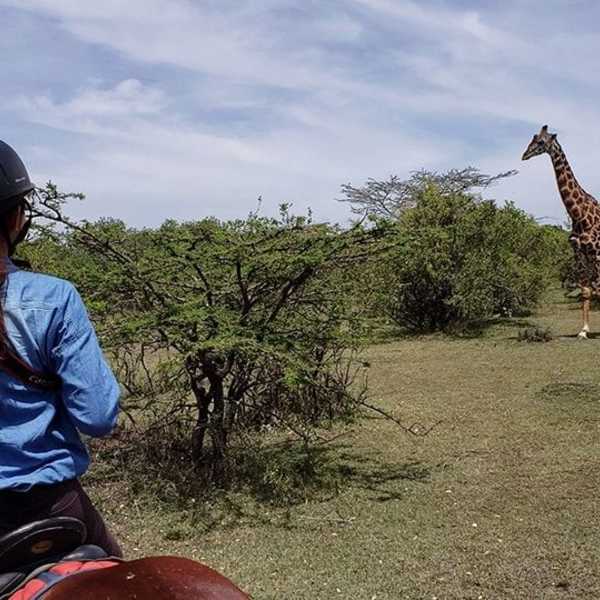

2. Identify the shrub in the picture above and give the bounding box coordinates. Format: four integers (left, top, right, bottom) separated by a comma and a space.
372, 186, 558, 332
538, 225, 576, 289
518, 326, 553, 343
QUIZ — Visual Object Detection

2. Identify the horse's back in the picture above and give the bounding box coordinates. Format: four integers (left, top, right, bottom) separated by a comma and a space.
43, 555, 249, 599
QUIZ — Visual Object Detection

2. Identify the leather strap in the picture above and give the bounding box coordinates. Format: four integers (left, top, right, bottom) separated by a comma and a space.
0, 351, 60, 392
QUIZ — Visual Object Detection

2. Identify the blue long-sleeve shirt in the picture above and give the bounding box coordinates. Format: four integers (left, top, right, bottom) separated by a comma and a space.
0, 260, 120, 491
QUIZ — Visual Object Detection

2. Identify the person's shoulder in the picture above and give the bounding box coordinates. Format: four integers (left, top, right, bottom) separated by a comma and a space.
9, 269, 80, 309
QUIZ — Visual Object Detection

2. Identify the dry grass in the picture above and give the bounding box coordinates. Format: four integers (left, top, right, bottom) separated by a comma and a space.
87, 288, 600, 599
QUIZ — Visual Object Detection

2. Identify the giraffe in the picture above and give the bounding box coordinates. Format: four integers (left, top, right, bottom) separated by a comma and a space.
522, 124, 600, 338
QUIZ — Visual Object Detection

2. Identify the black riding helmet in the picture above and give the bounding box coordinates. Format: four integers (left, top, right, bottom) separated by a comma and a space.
0, 141, 34, 213
0, 141, 34, 256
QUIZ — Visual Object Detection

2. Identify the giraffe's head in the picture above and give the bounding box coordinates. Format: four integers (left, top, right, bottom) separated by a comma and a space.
522, 125, 557, 160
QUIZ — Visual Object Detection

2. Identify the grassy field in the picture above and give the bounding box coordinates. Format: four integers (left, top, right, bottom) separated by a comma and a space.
88, 289, 600, 599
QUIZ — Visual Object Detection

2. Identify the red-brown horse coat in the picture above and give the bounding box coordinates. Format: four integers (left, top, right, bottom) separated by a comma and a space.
42, 556, 249, 600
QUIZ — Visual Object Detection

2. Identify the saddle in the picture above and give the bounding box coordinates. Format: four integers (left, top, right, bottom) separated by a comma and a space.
0, 517, 109, 599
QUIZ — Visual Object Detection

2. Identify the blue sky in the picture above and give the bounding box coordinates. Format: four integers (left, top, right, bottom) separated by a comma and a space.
1, 0, 598, 227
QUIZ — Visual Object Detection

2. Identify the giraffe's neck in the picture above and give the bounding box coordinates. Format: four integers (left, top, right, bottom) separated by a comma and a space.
548, 140, 593, 221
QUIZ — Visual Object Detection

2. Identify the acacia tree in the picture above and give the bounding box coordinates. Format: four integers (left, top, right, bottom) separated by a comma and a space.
24, 186, 409, 484
339, 167, 517, 219
357, 184, 558, 332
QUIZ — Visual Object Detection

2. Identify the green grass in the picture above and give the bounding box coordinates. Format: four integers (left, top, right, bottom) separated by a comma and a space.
87, 288, 600, 599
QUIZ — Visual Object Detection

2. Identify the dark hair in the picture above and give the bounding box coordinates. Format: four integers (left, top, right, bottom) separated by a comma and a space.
0, 202, 60, 390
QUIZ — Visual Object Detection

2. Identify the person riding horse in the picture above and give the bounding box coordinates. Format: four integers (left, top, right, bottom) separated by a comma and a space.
0, 140, 122, 558
0, 142, 250, 599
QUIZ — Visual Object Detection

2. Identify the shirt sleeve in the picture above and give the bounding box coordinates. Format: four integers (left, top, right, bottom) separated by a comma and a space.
50, 283, 120, 437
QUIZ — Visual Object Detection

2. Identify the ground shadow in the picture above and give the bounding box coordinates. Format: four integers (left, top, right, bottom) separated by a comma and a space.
227, 442, 431, 507
89, 435, 433, 536
377, 316, 539, 342
333, 450, 430, 502
536, 382, 600, 423
538, 382, 600, 404
556, 332, 600, 340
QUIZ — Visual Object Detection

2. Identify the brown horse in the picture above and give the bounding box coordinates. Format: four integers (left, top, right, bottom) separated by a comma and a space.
42, 556, 250, 599
0, 518, 250, 599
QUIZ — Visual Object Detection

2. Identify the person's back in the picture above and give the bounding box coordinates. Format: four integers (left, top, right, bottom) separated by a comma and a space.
0, 140, 122, 557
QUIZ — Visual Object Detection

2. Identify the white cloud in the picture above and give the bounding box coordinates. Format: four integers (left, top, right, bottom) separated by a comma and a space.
1, 0, 600, 226
12, 79, 166, 135
1, 0, 354, 90
11, 79, 461, 225
63, 79, 166, 117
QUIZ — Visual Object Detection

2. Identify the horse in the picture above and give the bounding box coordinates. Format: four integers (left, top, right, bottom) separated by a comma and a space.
0, 517, 250, 599
42, 556, 250, 599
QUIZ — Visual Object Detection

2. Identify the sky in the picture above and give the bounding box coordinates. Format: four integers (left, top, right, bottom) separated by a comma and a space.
0, 0, 598, 227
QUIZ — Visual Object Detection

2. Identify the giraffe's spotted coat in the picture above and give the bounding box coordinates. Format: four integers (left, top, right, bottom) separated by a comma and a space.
522, 125, 600, 336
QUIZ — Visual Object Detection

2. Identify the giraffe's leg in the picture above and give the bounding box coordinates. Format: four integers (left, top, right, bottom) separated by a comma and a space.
579, 285, 592, 338
574, 250, 593, 338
